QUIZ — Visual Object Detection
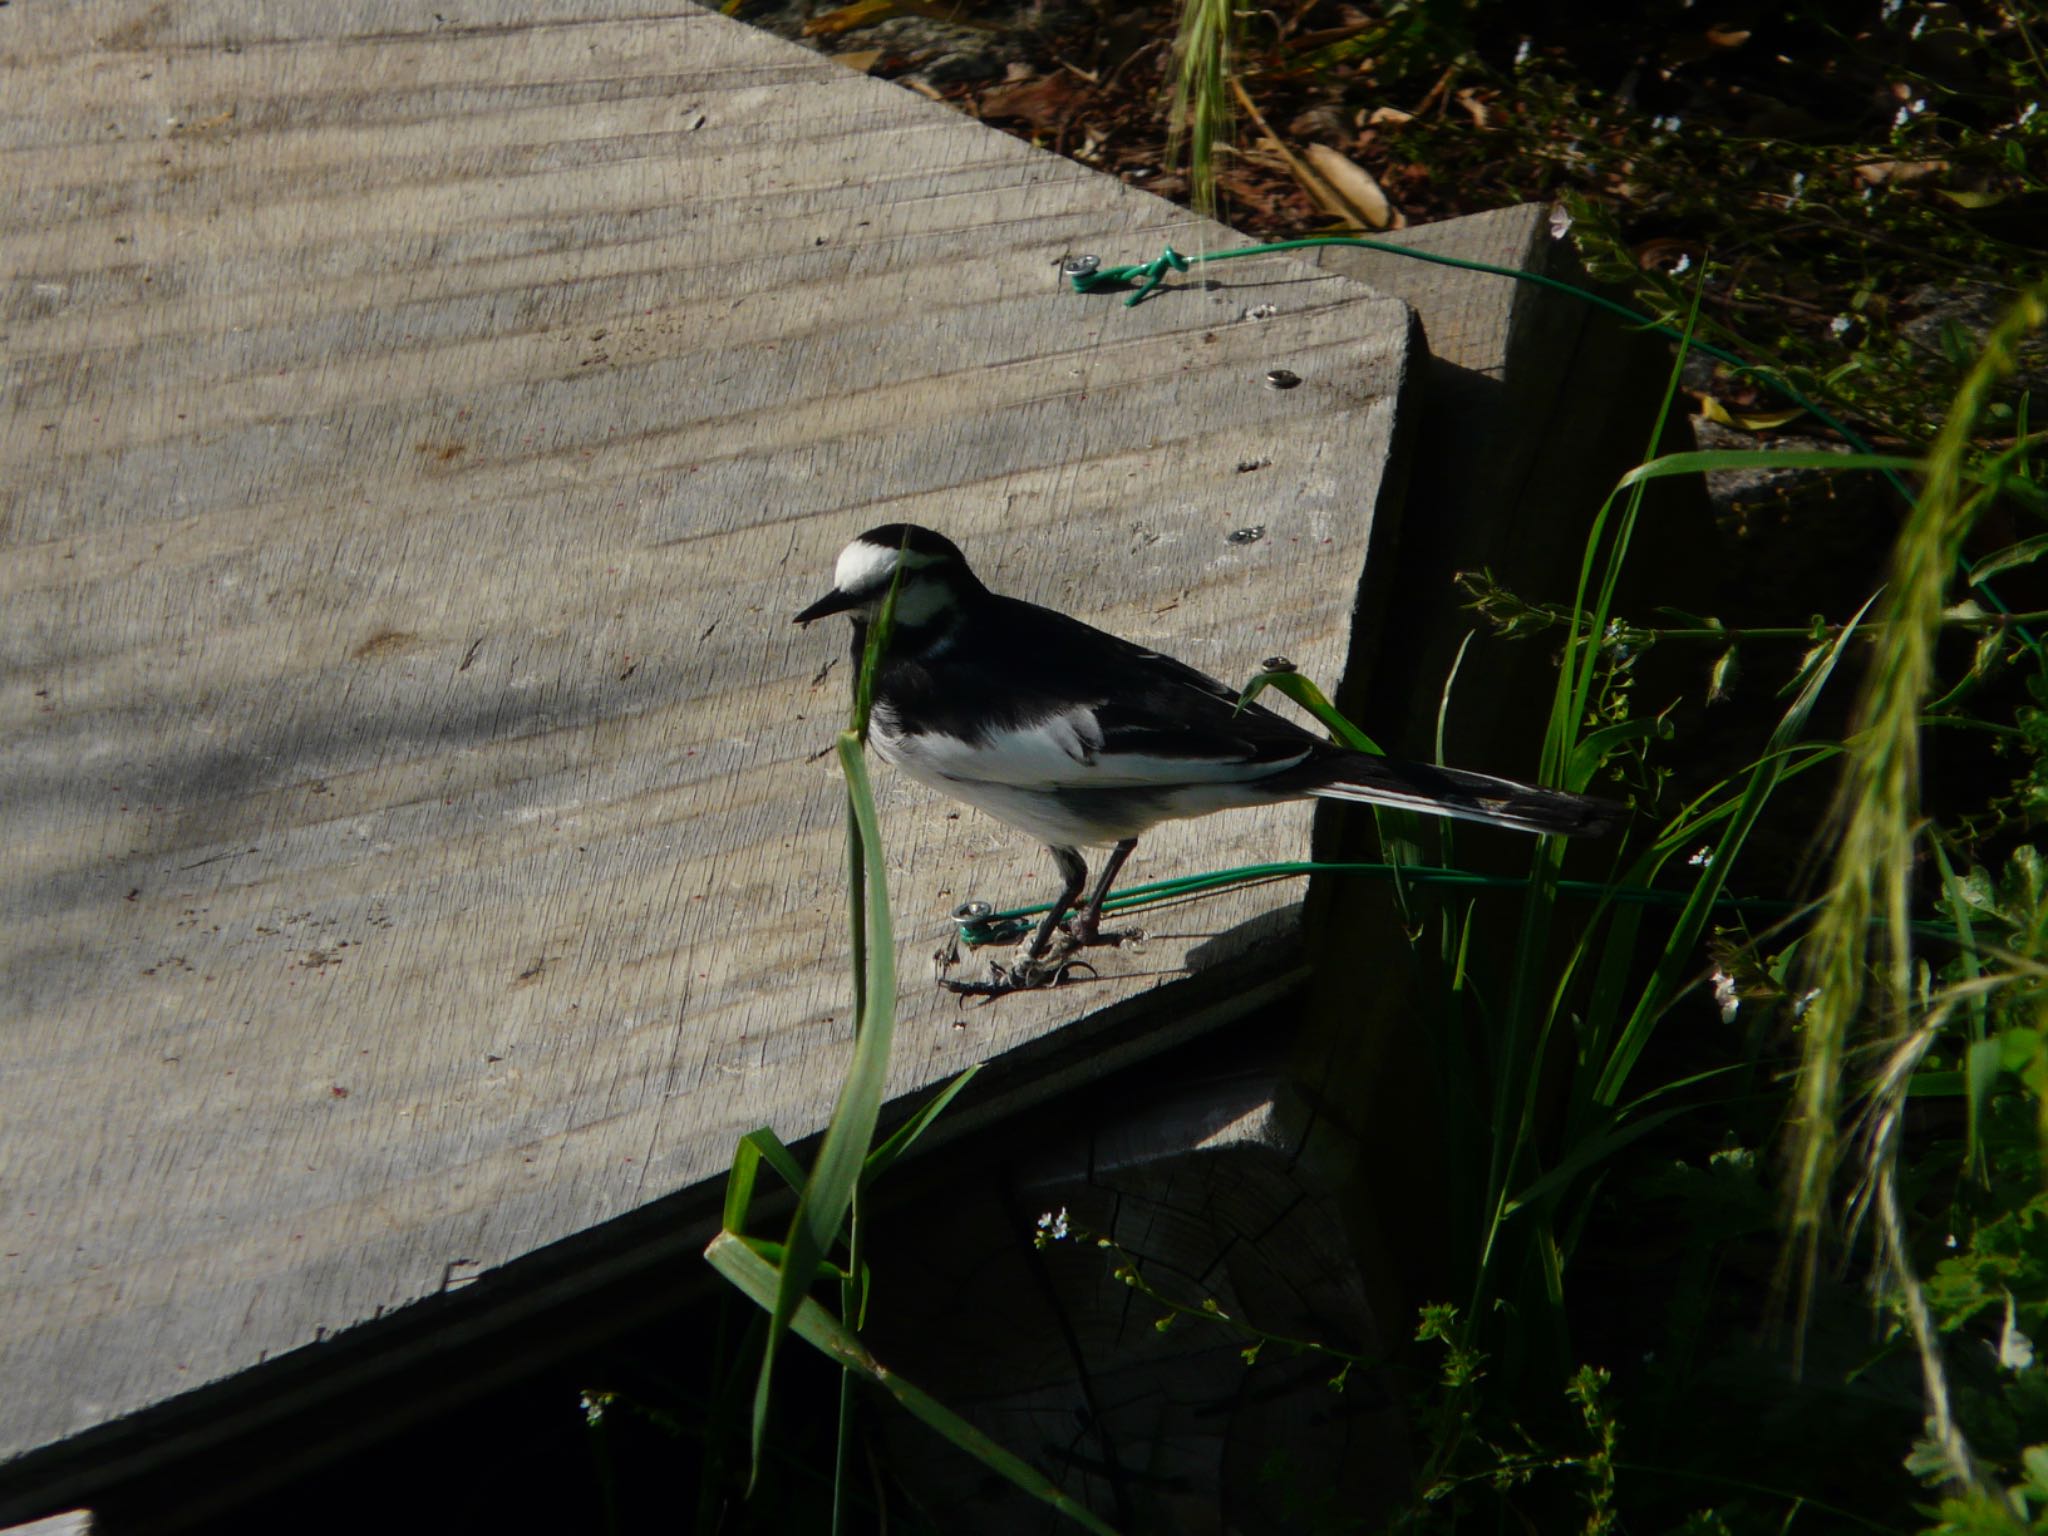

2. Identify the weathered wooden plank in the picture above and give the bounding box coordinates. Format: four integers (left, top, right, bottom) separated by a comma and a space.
0, 0, 1414, 1490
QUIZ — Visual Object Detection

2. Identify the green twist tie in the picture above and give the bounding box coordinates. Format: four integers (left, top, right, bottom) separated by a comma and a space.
1067, 245, 1191, 306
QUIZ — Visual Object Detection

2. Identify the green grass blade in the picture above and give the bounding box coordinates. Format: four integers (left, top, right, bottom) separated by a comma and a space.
1614, 448, 1924, 488
721, 1130, 817, 1259
1436, 631, 1476, 768
846, 792, 867, 1031
741, 537, 914, 1486
1235, 667, 1384, 752
1544, 279, 1706, 791
1589, 598, 1875, 1110
1966, 531, 2048, 585
1502, 1107, 1689, 1219
724, 1132, 763, 1238
1477, 280, 1701, 1318
749, 733, 900, 1463
1236, 665, 1427, 897
1785, 286, 2047, 1386
1165, 0, 1231, 218
1566, 716, 1670, 795
707, 1233, 1124, 1536
864, 1065, 983, 1188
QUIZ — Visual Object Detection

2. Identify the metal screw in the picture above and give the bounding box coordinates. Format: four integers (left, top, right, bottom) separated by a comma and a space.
1227, 525, 1266, 546
1265, 368, 1302, 390
1260, 655, 1297, 673
1062, 255, 1102, 278
952, 900, 995, 922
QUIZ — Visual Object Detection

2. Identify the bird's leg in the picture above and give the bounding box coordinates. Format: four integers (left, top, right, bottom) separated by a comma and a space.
939, 846, 1141, 998
941, 847, 1093, 997
1024, 845, 1089, 961
1065, 838, 1138, 947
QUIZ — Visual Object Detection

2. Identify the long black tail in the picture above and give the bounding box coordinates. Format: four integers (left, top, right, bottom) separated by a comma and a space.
1284, 751, 1622, 837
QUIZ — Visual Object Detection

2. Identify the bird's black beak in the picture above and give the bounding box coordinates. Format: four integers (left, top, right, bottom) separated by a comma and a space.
794, 588, 858, 625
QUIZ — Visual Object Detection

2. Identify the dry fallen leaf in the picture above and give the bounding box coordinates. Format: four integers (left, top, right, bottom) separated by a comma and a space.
1697, 396, 1808, 432
1854, 159, 1950, 186
1304, 141, 1397, 228
1288, 103, 1350, 143
802, 0, 898, 35
804, 0, 1000, 34
1366, 105, 1414, 126
979, 74, 1087, 131
1454, 87, 1490, 129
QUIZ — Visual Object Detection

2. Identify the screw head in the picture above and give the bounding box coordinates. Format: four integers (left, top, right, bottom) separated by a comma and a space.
1227, 525, 1267, 546
1265, 368, 1302, 389
952, 900, 995, 922
1062, 254, 1102, 278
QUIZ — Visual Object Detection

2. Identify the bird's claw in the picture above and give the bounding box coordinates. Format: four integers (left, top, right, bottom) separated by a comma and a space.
942, 958, 1097, 999
940, 935, 1098, 998
1062, 918, 1143, 949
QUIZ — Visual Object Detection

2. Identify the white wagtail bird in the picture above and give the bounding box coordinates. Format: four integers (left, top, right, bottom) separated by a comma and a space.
796, 524, 1620, 994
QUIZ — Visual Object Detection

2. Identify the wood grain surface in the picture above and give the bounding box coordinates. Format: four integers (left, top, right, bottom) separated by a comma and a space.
0, 0, 1414, 1478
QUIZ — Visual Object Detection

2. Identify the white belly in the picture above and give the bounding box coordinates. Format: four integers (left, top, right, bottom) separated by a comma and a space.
869, 713, 1280, 849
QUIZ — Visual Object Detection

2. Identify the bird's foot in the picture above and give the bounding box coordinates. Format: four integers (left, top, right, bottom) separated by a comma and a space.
1062, 914, 1143, 949
939, 934, 1097, 998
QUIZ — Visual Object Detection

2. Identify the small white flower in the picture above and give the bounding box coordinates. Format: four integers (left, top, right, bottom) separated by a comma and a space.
1910, 13, 1927, 37
1793, 987, 1822, 1018
1881, 0, 1901, 17
2002, 1291, 2036, 1371
1515, 37, 1533, 66
2021, 102, 2039, 127
1788, 171, 1807, 199
1688, 845, 1715, 868
1831, 314, 1854, 337
1712, 968, 1740, 1023
1037, 1207, 1070, 1241
1548, 204, 1573, 240
1671, 253, 1692, 275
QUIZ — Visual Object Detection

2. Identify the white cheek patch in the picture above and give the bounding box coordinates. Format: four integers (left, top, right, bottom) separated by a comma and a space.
887, 580, 952, 627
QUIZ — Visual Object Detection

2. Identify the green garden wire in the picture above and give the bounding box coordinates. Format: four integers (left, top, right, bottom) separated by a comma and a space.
952, 859, 1957, 948
954, 860, 1745, 946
